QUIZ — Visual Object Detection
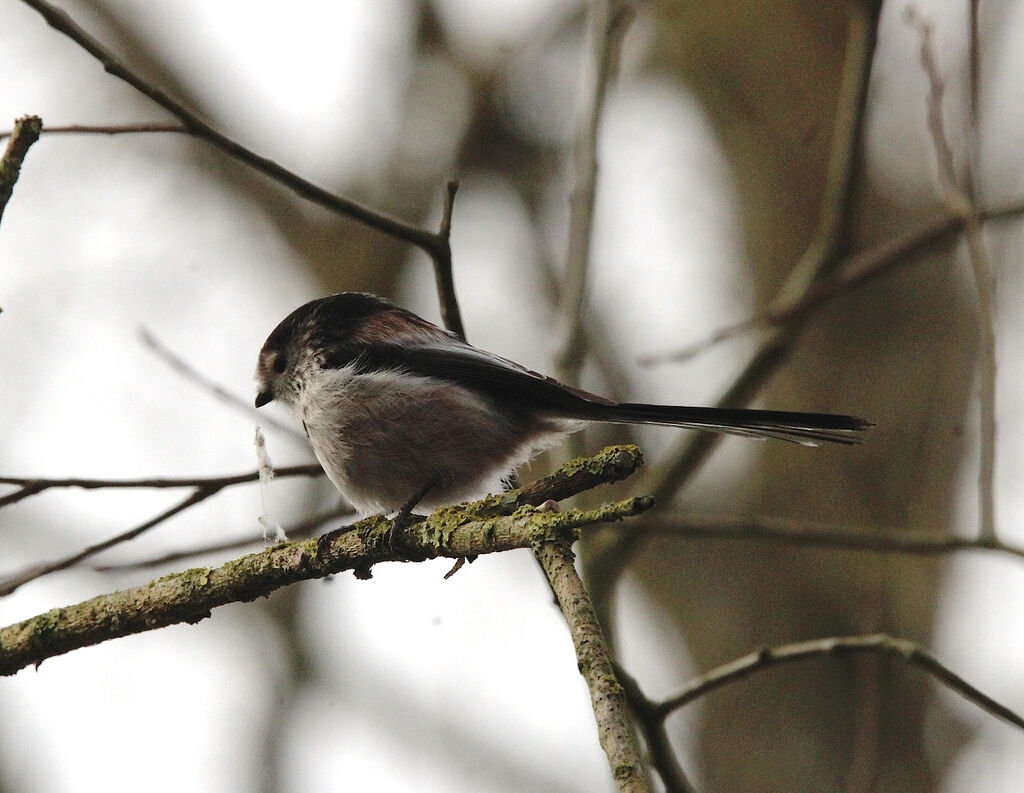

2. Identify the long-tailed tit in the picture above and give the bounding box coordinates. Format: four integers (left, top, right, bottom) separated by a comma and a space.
255, 293, 868, 514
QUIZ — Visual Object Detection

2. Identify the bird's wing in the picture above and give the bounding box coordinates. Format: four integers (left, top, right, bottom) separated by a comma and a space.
356, 338, 615, 414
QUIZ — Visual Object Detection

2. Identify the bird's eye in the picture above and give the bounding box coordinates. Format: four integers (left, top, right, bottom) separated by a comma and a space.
271, 353, 287, 373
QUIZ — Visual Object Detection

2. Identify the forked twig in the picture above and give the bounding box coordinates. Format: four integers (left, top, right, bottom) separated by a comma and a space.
17, 0, 465, 336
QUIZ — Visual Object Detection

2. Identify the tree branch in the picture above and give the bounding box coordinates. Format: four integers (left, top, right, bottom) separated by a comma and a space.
655, 634, 1024, 731
650, 514, 1024, 561
0, 114, 42, 229
908, 8, 999, 545
92, 506, 353, 573
613, 662, 696, 793
639, 199, 1024, 366
138, 326, 303, 441
0, 121, 187, 140
0, 463, 323, 508
553, 0, 634, 387
0, 446, 650, 676
0, 464, 324, 595
433, 179, 465, 339
17, 0, 465, 336
534, 538, 649, 793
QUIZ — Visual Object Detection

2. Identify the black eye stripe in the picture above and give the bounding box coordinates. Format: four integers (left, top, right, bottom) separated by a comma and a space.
272, 353, 287, 373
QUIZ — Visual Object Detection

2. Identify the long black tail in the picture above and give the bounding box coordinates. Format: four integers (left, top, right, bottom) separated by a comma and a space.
581, 403, 870, 445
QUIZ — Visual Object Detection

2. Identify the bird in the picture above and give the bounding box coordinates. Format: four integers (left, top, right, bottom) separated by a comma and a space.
255, 292, 868, 514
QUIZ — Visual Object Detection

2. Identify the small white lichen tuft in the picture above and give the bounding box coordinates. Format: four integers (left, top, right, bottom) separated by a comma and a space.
255, 426, 287, 543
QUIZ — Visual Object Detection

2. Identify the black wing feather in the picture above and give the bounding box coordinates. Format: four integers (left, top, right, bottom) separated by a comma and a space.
356, 341, 869, 445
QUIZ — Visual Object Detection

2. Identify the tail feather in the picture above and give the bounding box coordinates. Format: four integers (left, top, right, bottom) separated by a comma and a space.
578, 403, 870, 446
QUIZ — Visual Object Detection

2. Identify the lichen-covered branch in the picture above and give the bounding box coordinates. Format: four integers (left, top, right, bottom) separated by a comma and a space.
0, 446, 650, 677
535, 539, 650, 793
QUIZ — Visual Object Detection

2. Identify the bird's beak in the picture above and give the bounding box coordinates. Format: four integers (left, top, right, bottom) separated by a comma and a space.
255, 390, 274, 408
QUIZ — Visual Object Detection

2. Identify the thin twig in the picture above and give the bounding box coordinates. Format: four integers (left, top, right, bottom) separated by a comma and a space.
908, 9, 958, 194
534, 539, 649, 793
640, 198, 1024, 367
0, 465, 323, 594
968, 0, 981, 140
908, 7, 998, 543
0, 447, 652, 676
0, 463, 322, 508
432, 179, 465, 339
655, 634, 1024, 731
0, 488, 213, 596
650, 514, 1024, 561
0, 121, 187, 140
138, 327, 303, 441
553, 0, 634, 385
767, 1, 881, 305
0, 114, 43, 228
640, 211, 957, 365
18, 0, 465, 335
92, 505, 353, 573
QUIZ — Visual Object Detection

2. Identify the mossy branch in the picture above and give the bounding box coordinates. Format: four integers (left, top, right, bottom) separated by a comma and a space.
0, 446, 650, 677
536, 539, 650, 793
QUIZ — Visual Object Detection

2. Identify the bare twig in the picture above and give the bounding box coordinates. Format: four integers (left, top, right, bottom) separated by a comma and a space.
0, 488, 213, 596
907, 10, 958, 193
554, 0, 635, 385
432, 180, 465, 339
0, 464, 323, 594
968, 0, 980, 136
18, 0, 465, 335
534, 538, 649, 793
640, 198, 1024, 367
138, 327, 303, 440
908, 7, 998, 543
93, 506, 353, 573
0, 114, 43, 228
0, 447, 652, 676
640, 211, 956, 365
19, 0, 417, 240
656, 634, 1024, 731
0, 121, 186, 140
767, 1, 881, 305
650, 514, 1024, 561
0, 463, 322, 508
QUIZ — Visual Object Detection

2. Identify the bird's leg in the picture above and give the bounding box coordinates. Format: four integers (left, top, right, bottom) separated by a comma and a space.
386, 479, 436, 552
